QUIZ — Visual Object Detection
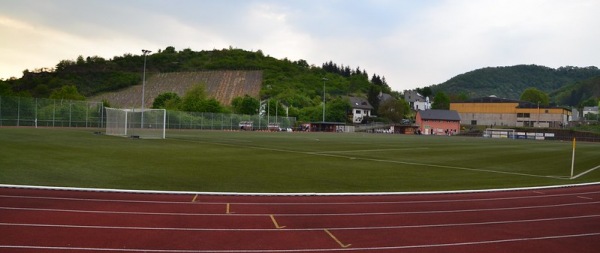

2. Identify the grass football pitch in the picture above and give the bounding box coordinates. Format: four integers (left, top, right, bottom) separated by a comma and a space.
1, 128, 598, 193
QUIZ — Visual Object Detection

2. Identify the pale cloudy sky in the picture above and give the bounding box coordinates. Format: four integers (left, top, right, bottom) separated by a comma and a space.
1, 0, 598, 91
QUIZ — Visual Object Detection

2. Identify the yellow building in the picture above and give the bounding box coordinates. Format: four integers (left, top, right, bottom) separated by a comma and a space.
450, 96, 571, 128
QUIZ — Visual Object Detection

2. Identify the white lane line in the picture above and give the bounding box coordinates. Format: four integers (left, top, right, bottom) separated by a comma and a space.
1, 201, 599, 216
2, 190, 599, 206
1, 233, 599, 252
3, 182, 600, 197
1, 214, 598, 232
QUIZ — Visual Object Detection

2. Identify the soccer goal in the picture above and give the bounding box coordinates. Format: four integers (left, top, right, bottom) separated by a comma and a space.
105, 107, 166, 139
483, 128, 515, 139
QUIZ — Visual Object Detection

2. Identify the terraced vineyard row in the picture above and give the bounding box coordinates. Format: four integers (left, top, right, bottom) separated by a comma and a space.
90, 70, 262, 108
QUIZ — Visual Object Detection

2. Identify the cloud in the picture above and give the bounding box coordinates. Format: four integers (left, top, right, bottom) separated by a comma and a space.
1, 0, 598, 92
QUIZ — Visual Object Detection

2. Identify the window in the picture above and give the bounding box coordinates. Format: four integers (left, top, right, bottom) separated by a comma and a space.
517, 113, 530, 118
356, 109, 362, 114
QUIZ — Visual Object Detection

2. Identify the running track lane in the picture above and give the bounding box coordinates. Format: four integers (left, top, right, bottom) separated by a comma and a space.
0, 184, 599, 252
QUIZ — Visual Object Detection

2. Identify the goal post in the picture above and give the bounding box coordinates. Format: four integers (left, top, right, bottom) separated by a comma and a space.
105, 107, 166, 139
105, 107, 128, 136
483, 128, 515, 139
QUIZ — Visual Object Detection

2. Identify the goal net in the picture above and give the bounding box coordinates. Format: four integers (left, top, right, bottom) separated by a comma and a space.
483, 128, 515, 139
105, 107, 166, 139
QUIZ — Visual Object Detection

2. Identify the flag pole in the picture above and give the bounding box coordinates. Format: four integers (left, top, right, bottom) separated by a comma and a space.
570, 137, 576, 179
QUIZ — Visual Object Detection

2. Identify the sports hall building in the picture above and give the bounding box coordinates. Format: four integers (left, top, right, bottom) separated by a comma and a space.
450, 96, 571, 128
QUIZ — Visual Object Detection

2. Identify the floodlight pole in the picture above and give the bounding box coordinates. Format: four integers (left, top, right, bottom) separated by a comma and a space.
537, 101, 540, 128
322, 77, 328, 122
141, 49, 151, 129
571, 137, 576, 179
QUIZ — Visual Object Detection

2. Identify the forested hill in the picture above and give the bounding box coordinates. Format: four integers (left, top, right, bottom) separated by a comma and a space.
0, 46, 392, 101
430, 65, 600, 104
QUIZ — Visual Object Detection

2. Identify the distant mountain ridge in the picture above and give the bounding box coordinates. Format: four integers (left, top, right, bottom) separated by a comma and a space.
430, 65, 600, 104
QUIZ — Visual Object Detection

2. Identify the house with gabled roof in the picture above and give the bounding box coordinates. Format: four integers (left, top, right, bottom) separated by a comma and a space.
348, 96, 373, 123
416, 109, 461, 135
404, 90, 431, 111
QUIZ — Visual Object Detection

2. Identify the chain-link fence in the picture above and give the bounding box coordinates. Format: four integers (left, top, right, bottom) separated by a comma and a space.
166, 110, 296, 131
0, 95, 296, 131
0, 96, 104, 128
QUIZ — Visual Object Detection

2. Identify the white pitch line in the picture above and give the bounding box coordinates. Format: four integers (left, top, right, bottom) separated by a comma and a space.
1, 201, 598, 217
311, 147, 429, 154
172, 138, 566, 180
266, 146, 566, 180
572, 164, 600, 179
1, 233, 599, 252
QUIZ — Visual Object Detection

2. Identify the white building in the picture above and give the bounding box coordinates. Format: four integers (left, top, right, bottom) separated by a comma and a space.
348, 96, 373, 123
403, 90, 431, 111
583, 106, 599, 116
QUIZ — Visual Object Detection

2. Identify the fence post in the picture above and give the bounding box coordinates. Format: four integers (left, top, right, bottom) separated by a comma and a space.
17, 97, 20, 127
52, 100, 56, 127
69, 102, 72, 127
35, 98, 38, 128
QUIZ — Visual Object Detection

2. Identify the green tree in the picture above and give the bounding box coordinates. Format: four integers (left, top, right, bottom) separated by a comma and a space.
152, 92, 182, 109
181, 84, 208, 112
367, 86, 381, 113
231, 95, 260, 115
578, 97, 598, 107
49, 85, 85, 100
0, 82, 13, 96
101, 99, 111, 108
378, 98, 410, 123
180, 84, 223, 113
432, 92, 450, 110
203, 98, 224, 113
416, 87, 433, 98
520, 87, 549, 106
326, 97, 350, 122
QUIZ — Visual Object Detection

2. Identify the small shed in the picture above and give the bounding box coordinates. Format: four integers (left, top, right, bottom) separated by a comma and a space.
393, 125, 419, 134
308, 122, 346, 132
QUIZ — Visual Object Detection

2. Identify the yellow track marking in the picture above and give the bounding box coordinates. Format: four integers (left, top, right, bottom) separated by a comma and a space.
191, 194, 198, 202
226, 203, 233, 214
324, 229, 351, 248
270, 215, 286, 229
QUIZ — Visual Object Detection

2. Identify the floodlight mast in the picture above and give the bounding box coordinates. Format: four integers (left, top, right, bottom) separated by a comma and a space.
141, 49, 151, 129
322, 77, 328, 122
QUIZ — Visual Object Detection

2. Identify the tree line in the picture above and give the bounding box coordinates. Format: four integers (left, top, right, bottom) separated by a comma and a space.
0, 46, 411, 123
429, 64, 600, 108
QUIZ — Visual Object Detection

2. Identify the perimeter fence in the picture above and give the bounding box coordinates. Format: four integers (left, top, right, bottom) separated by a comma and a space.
165, 110, 295, 131
0, 95, 296, 131
0, 96, 104, 128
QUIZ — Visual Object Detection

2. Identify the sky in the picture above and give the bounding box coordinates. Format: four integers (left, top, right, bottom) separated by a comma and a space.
1, 0, 599, 91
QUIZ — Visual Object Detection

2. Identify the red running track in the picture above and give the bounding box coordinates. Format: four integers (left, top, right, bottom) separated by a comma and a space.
1, 184, 599, 252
